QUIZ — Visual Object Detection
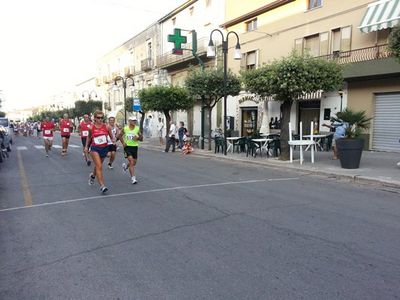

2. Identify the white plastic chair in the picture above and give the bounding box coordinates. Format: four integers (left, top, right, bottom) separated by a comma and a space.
288, 121, 315, 164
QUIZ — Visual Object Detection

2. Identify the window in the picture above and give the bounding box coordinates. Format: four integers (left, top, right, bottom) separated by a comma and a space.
331, 26, 352, 53
147, 42, 152, 59
296, 32, 329, 56
308, 0, 322, 9
189, 6, 194, 16
205, 0, 211, 7
172, 17, 176, 25
246, 19, 257, 32
241, 50, 258, 70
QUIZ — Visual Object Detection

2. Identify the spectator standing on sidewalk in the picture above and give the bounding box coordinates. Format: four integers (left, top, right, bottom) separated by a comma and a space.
157, 117, 165, 145
178, 121, 188, 149
165, 121, 177, 152
323, 120, 347, 160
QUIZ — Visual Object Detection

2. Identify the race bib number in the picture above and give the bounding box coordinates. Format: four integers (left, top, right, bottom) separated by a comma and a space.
82, 130, 89, 137
93, 135, 107, 145
63, 128, 70, 133
127, 134, 136, 141
44, 130, 51, 135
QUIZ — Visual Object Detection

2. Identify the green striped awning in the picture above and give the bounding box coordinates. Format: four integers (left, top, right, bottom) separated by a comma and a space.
359, 0, 400, 33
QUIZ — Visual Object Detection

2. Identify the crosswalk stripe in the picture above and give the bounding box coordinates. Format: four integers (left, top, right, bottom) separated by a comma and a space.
34, 145, 45, 149
17, 146, 28, 150
53, 145, 62, 149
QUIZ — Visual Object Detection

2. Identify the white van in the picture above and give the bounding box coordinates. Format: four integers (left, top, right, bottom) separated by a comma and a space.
0, 117, 13, 145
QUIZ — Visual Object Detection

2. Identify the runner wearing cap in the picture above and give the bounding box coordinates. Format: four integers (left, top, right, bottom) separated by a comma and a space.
106, 116, 120, 169
85, 110, 115, 194
78, 114, 93, 166
118, 115, 142, 184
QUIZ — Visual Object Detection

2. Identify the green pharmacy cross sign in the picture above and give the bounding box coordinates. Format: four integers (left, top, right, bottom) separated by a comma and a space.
168, 28, 187, 55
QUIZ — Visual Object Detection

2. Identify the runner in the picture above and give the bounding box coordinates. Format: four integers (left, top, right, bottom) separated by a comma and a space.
118, 116, 142, 184
78, 114, 93, 166
85, 110, 114, 194
41, 116, 55, 157
59, 113, 73, 156
106, 115, 120, 169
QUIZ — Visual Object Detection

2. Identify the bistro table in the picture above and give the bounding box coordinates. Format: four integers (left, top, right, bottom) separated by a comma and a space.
303, 133, 332, 151
226, 137, 241, 153
251, 138, 273, 156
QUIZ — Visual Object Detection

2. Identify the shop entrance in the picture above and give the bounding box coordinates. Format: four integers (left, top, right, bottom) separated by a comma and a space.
241, 107, 258, 137
299, 100, 320, 134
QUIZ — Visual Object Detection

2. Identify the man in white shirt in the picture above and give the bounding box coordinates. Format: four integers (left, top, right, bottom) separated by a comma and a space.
164, 121, 176, 152
157, 117, 165, 145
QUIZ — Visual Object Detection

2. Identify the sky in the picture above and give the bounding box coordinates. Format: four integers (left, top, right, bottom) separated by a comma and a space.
0, 0, 182, 111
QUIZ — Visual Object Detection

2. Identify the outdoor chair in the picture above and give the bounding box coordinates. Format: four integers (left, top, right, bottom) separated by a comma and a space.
288, 121, 315, 164
268, 138, 281, 157
245, 137, 261, 157
233, 137, 247, 153
214, 137, 225, 154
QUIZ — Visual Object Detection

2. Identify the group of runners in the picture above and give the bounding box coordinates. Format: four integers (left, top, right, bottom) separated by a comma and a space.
40, 110, 141, 194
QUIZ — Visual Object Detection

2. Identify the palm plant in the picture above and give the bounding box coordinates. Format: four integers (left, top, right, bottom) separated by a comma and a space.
331, 108, 372, 139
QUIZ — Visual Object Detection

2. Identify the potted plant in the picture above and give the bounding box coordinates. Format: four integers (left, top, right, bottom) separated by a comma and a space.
332, 108, 372, 169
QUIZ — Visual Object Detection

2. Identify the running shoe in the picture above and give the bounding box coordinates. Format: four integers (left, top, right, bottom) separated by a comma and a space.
108, 163, 113, 170
88, 173, 95, 185
87, 161, 91, 166
131, 176, 137, 184
100, 186, 108, 194
45, 154, 49, 157
122, 162, 128, 172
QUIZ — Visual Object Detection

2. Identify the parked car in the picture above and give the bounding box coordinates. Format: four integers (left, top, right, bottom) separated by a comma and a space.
0, 117, 13, 145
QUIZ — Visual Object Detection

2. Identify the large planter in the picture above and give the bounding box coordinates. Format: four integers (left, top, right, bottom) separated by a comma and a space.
336, 138, 365, 169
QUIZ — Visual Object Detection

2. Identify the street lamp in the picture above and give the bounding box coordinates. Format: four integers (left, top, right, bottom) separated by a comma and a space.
114, 75, 134, 125
81, 90, 98, 101
207, 29, 241, 155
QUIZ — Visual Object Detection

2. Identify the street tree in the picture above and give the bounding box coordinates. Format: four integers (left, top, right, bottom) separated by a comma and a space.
138, 85, 193, 137
74, 100, 103, 117
185, 67, 241, 150
242, 52, 343, 160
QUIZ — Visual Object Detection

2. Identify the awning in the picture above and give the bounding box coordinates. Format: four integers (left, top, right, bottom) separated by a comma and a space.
359, 0, 400, 33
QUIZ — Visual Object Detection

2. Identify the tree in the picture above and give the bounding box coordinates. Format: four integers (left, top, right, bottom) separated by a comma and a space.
242, 52, 343, 160
138, 85, 193, 137
389, 26, 400, 62
185, 67, 241, 150
0, 111, 6, 117
74, 100, 103, 117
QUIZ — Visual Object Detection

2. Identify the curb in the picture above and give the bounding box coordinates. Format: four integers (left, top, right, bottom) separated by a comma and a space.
140, 143, 400, 190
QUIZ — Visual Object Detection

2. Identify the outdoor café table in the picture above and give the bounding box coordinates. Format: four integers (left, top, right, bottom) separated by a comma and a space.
226, 137, 241, 153
303, 134, 331, 151
251, 138, 273, 156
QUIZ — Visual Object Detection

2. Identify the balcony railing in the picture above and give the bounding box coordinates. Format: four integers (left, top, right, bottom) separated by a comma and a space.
317, 44, 393, 64
141, 58, 153, 71
157, 37, 208, 68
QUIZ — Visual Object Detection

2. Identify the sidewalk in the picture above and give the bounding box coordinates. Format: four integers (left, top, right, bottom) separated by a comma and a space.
141, 137, 400, 189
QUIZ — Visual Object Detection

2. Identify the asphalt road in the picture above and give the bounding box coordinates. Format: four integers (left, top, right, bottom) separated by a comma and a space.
1, 134, 400, 299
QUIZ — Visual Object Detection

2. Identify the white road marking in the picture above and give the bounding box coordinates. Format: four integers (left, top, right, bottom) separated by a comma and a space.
69, 144, 81, 148
0, 177, 299, 213
17, 146, 28, 150
34, 145, 45, 149
53, 145, 62, 149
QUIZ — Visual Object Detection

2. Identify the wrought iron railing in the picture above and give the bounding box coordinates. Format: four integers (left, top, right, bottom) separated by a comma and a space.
317, 44, 393, 64
157, 37, 208, 67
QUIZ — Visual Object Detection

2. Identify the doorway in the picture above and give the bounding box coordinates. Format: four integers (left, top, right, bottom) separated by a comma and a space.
299, 100, 320, 134
241, 107, 258, 137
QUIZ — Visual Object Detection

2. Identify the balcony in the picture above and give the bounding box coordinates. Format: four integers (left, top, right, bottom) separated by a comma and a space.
318, 44, 392, 64
141, 58, 153, 71
157, 37, 208, 68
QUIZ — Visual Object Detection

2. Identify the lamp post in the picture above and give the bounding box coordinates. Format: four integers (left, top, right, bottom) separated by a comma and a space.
207, 29, 241, 155
81, 90, 98, 101
114, 75, 134, 125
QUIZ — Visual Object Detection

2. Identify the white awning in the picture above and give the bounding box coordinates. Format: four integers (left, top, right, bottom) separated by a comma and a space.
359, 0, 400, 33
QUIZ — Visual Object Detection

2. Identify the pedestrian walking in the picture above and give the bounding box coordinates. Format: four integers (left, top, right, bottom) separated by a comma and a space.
118, 116, 142, 184
107, 115, 120, 169
323, 119, 348, 160
41, 116, 55, 157
78, 114, 93, 166
85, 110, 114, 194
164, 120, 177, 153
59, 113, 73, 156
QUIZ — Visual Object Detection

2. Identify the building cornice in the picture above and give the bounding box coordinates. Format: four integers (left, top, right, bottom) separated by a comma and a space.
221, 0, 295, 28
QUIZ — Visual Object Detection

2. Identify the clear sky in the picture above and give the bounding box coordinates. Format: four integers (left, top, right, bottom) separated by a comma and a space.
0, 0, 182, 111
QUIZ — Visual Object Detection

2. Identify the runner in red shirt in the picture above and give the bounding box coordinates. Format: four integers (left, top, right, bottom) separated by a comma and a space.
84, 110, 115, 194
41, 116, 55, 157
59, 113, 73, 156
78, 114, 93, 166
